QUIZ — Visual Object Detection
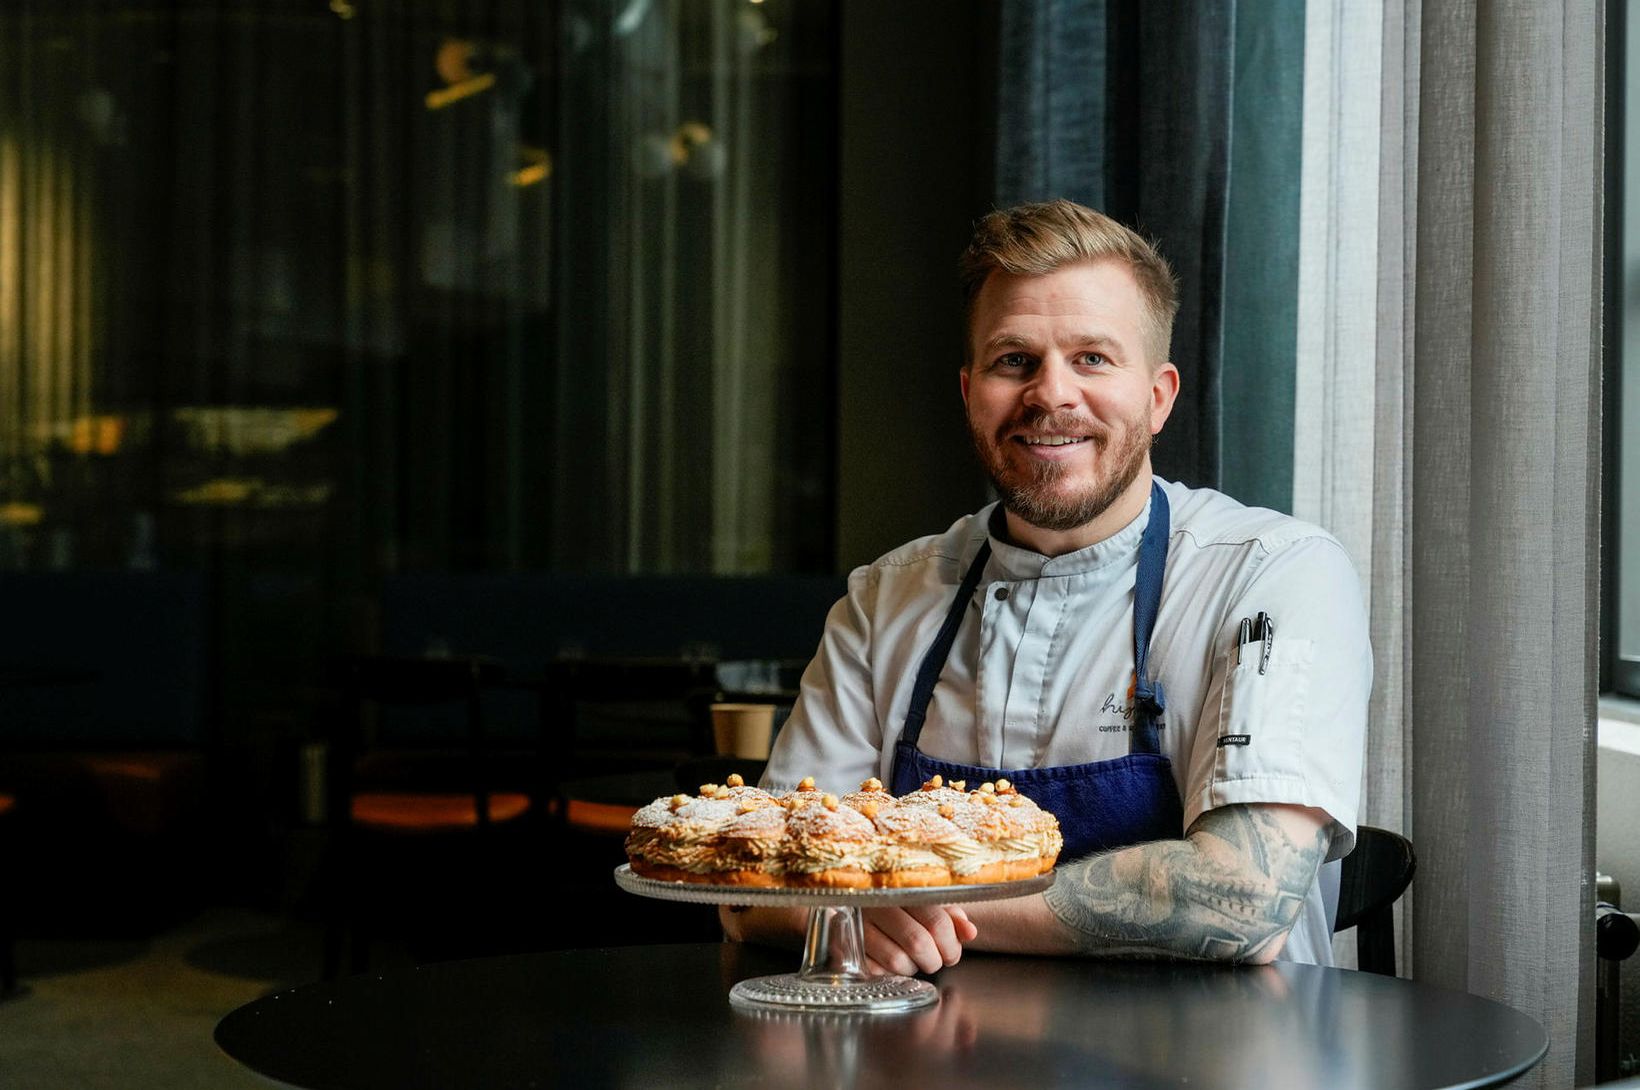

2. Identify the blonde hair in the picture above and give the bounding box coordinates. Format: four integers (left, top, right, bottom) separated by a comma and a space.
958, 199, 1179, 365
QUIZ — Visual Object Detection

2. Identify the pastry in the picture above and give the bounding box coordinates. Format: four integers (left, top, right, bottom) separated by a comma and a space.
783, 793, 876, 889
624, 773, 1062, 888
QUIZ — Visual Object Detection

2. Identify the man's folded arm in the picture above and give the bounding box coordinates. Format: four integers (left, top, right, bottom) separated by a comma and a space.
966, 803, 1331, 964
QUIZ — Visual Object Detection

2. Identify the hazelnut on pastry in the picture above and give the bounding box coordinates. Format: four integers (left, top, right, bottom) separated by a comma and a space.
841, 777, 897, 813
901, 776, 972, 813
718, 777, 779, 810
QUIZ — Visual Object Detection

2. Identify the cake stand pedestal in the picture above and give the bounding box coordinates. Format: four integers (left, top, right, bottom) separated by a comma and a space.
614, 865, 1053, 1013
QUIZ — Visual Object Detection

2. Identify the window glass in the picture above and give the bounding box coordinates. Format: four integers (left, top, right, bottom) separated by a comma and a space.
0, 0, 837, 579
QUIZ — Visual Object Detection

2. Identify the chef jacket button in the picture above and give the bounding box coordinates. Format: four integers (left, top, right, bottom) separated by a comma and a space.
994, 587, 1010, 601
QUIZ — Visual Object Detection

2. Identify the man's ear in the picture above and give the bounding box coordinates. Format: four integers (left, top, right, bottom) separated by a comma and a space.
1150, 362, 1180, 434
960, 365, 970, 406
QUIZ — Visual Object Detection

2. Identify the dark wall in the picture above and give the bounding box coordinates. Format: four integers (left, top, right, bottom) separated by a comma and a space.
0, 573, 208, 746
835, 1, 995, 572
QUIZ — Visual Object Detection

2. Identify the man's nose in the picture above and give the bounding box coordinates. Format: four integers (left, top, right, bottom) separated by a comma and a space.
1022, 356, 1078, 410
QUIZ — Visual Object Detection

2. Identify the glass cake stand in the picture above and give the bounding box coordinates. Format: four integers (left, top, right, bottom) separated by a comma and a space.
614, 864, 1054, 1013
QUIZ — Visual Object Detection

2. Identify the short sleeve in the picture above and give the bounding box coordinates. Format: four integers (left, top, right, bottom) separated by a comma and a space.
760, 565, 886, 796
1181, 535, 1371, 862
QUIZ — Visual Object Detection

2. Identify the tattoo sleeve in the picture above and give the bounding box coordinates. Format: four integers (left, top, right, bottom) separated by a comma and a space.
1041, 805, 1330, 962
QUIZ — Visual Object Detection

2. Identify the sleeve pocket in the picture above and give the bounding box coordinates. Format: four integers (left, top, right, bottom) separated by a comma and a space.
1213, 637, 1317, 784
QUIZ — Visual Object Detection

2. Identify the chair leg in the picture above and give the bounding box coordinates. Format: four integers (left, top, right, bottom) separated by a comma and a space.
322, 925, 342, 980
321, 830, 353, 980
0, 880, 16, 994
321, 875, 373, 978
349, 913, 370, 975
322, 860, 345, 980
1357, 909, 1397, 976
0, 829, 15, 994
322, 863, 372, 977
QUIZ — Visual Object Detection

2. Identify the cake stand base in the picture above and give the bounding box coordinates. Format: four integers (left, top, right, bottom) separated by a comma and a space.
729, 972, 937, 1013
728, 902, 937, 1013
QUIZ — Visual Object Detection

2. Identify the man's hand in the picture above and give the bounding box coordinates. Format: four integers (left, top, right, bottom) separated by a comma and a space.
862, 906, 977, 975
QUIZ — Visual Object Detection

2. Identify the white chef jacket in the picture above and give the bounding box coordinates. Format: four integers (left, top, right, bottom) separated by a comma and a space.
764, 477, 1372, 965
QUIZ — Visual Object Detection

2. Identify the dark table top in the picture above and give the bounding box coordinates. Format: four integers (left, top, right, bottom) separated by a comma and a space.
216, 943, 1547, 1090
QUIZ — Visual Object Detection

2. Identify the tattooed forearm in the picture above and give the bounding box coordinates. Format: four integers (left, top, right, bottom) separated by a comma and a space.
1041, 805, 1329, 963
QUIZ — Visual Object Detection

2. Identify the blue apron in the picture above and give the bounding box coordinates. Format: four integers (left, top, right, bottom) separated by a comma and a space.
888, 482, 1185, 860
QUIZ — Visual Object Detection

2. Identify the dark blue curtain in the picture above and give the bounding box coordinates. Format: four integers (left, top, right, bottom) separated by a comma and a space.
993, 0, 1304, 504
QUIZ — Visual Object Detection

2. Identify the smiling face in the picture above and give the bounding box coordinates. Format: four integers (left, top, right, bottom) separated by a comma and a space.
962, 259, 1180, 554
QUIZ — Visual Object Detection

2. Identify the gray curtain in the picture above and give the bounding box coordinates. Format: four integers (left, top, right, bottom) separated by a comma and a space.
553, 0, 833, 574
1288, 0, 1402, 972
1288, 0, 1599, 1081
1406, 1, 1602, 1084
1291, 0, 1607, 1080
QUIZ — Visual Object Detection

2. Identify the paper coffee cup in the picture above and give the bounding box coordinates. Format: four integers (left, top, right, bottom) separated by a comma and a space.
711, 703, 776, 759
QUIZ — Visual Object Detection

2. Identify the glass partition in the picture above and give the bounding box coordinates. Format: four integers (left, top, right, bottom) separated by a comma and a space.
0, 0, 837, 582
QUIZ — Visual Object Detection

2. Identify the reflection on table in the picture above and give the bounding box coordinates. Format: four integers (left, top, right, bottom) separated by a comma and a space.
216, 942, 1548, 1090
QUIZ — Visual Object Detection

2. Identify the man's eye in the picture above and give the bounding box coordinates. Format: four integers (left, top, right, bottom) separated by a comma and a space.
994, 353, 1029, 370
1078, 352, 1109, 367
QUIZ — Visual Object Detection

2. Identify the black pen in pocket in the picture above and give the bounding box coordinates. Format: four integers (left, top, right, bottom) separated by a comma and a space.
1254, 612, 1275, 675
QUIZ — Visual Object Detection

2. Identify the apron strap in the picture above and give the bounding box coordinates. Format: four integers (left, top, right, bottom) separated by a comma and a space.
901, 541, 992, 748
901, 481, 1172, 756
1130, 482, 1170, 755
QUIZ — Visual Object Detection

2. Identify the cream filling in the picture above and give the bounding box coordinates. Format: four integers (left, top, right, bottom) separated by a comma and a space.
996, 835, 1041, 860
725, 835, 785, 861
930, 838, 984, 861
710, 836, 787, 872
929, 838, 1000, 876
784, 841, 875, 874
872, 845, 948, 872
659, 826, 728, 846
639, 843, 724, 871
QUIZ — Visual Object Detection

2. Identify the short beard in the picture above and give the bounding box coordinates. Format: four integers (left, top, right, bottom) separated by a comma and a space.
970, 407, 1153, 533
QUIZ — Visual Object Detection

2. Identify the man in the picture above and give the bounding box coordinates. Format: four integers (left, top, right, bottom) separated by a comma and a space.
722, 200, 1370, 971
